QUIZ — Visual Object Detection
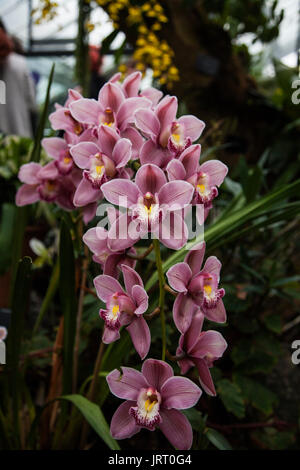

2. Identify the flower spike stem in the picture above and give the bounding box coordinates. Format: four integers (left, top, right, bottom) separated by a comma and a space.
153, 239, 166, 361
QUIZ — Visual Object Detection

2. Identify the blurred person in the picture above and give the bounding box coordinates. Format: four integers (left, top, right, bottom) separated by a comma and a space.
0, 20, 37, 138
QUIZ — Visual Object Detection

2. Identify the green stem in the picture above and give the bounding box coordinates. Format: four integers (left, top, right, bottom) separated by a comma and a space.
153, 239, 166, 361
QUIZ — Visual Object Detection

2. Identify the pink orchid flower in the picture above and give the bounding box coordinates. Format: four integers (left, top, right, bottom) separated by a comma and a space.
0, 326, 7, 341
176, 311, 227, 396
166, 242, 226, 333
49, 88, 87, 136
106, 358, 201, 449
110, 70, 163, 105
101, 163, 194, 252
94, 264, 150, 359
135, 95, 205, 168
83, 224, 136, 278
15, 162, 97, 224
69, 125, 132, 207
68, 80, 151, 134
167, 144, 228, 221
42, 128, 98, 176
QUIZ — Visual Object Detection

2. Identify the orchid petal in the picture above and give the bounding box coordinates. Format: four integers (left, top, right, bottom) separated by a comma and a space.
179, 144, 201, 178
161, 376, 202, 409
94, 274, 123, 302
166, 262, 192, 293
82, 227, 108, 254
117, 97, 151, 132
158, 181, 194, 209
135, 108, 160, 138
184, 242, 206, 276
193, 358, 216, 396
121, 264, 143, 294
18, 162, 41, 184
73, 178, 100, 206
70, 142, 99, 169
69, 98, 100, 124
132, 285, 148, 315
198, 160, 228, 187
102, 179, 140, 208
135, 163, 166, 195
42, 137, 67, 160
140, 140, 172, 168
112, 138, 132, 168
107, 367, 149, 400
16, 184, 39, 206
166, 159, 186, 181
110, 401, 141, 440
173, 293, 198, 334
178, 115, 205, 141
142, 359, 173, 391
159, 409, 193, 450
204, 299, 226, 323
99, 82, 125, 112
127, 316, 150, 360
122, 71, 141, 97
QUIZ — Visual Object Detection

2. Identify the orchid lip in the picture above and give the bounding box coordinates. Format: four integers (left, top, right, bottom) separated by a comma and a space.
130, 387, 162, 430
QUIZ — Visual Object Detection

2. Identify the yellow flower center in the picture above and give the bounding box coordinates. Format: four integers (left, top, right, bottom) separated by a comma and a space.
96, 165, 104, 175
64, 156, 71, 164
197, 184, 206, 194
204, 284, 212, 295
112, 305, 119, 317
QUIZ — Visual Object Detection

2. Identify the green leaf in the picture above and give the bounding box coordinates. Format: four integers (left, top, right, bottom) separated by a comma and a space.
6, 256, 32, 447
0, 203, 16, 274
205, 428, 232, 450
233, 374, 277, 415
183, 408, 206, 433
101, 30, 119, 54
32, 260, 59, 337
216, 379, 245, 419
62, 394, 120, 450
263, 313, 282, 334
59, 220, 76, 394
29, 64, 55, 162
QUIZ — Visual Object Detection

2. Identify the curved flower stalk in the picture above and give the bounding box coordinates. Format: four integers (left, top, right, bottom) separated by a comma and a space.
101, 163, 194, 251
176, 311, 227, 396
106, 359, 201, 450
94, 264, 150, 359
167, 241, 226, 333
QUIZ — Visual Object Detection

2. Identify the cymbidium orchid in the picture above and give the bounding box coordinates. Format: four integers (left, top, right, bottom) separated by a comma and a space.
94, 264, 150, 359
106, 359, 201, 449
49, 88, 86, 137
15, 71, 229, 450
69, 81, 152, 134
70, 125, 132, 207
135, 95, 205, 168
101, 163, 194, 251
167, 144, 228, 221
83, 224, 136, 277
176, 311, 227, 396
167, 242, 226, 333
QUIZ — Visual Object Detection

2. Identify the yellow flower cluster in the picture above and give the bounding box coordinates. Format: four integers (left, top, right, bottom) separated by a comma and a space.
96, 0, 179, 88
32, 0, 59, 24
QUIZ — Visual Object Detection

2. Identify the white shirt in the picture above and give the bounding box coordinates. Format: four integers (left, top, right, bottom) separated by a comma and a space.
0, 53, 37, 138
